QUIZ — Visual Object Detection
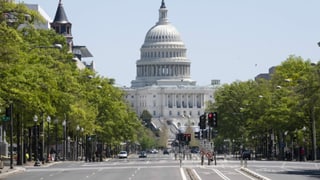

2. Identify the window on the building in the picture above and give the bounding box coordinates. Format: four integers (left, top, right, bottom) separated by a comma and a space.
153, 111, 156, 116
61, 25, 66, 33
176, 101, 181, 108
168, 99, 172, 108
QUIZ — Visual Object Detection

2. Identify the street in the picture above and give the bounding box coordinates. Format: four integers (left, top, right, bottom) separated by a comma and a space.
1, 153, 320, 180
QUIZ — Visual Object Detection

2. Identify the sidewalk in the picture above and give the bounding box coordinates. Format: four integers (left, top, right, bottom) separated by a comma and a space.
0, 161, 59, 178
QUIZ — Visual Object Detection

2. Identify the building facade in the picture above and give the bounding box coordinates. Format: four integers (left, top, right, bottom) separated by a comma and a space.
124, 1, 217, 129
24, 0, 94, 70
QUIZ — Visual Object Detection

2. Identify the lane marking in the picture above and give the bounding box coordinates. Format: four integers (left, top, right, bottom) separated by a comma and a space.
235, 168, 256, 180
241, 168, 271, 180
212, 169, 230, 180
192, 169, 202, 180
180, 168, 187, 180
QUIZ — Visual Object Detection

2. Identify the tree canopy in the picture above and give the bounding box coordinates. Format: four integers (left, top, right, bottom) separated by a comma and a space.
0, 1, 150, 151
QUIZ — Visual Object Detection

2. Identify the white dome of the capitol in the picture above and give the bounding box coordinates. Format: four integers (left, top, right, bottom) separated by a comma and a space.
144, 23, 183, 44
131, 0, 195, 88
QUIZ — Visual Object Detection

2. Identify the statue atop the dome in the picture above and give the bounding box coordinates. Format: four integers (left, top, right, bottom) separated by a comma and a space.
161, 0, 166, 9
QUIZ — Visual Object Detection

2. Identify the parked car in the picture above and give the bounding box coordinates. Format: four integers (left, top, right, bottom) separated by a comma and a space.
118, 151, 128, 159
242, 150, 251, 160
139, 151, 147, 158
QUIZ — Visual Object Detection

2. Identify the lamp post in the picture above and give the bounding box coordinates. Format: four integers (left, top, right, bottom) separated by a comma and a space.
302, 126, 307, 161
311, 106, 317, 161
76, 125, 80, 161
54, 119, 58, 161
62, 120, 66, 161
46, 116, 51, 162
8, 103, 13, 169
81, 127, 84, 161
34, 115, 40, 166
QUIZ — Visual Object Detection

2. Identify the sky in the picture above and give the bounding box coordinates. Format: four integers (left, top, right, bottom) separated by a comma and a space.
19, 0, 320, 87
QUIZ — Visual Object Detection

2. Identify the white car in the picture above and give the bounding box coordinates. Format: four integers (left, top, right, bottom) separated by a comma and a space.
118, 151, 128, 158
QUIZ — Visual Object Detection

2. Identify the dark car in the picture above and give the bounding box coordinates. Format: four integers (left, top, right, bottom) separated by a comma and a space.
242, 150, 251, 160
163, 149, 170, 155
139, 151, 147, 158
190, 147, 199, 154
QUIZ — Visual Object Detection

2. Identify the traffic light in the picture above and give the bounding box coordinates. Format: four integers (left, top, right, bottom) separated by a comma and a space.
194, 131, 200, 139
212, 129, 218, 137
201, 129, 208, 139
199, 114, 206, 129
184, 133, 191, 142
1, 107, 11, 122
208, 112, 218, 127
213, 112, 217, 127
176, 133, 185, 141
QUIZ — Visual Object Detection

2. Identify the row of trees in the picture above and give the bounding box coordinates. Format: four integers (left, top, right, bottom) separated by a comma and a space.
207, 55, 320, 160
0, 1, 156, 163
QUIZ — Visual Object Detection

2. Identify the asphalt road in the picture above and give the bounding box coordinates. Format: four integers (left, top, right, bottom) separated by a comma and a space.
1, 153, 319, 180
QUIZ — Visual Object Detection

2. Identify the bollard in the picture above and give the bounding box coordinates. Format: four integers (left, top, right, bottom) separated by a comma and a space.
244, 159, 247, 168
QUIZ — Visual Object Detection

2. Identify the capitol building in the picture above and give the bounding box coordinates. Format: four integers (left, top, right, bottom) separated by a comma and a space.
124, 0, 218, 132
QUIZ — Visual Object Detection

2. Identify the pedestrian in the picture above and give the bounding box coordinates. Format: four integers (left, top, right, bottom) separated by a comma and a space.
50, 147, 56, 161
25, 152, 29, 161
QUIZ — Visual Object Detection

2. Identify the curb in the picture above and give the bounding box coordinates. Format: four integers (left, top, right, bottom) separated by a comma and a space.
0, 166, 26, 178
0, 161, 60, 178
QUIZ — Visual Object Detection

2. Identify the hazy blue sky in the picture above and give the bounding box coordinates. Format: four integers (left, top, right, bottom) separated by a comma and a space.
20, 0, 320, 86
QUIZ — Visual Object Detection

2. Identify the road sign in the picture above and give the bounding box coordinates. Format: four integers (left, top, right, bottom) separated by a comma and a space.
1, 116, 9, 121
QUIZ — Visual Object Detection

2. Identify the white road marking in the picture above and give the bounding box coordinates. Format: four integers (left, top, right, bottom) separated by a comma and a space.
180, 167, 187, 180
235, 168, 256, 180
212, 169, 230, 180
192, 169, 202, 180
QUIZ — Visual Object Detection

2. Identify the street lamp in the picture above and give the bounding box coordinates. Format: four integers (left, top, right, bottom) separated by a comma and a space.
34, 115, 41, 166
46, 116, 51, 162
302, 126, 307, 161
62, 120, 66, 161
76, 125, 80, 161
8, 103, 13, 169
54, 119, 58, 161
80, 127, 84, 161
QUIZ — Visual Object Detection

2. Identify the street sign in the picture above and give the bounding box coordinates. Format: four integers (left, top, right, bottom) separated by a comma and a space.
1, 116, 9, 121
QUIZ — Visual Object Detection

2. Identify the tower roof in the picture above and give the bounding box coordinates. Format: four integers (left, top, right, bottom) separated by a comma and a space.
53, 0, 69, 23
